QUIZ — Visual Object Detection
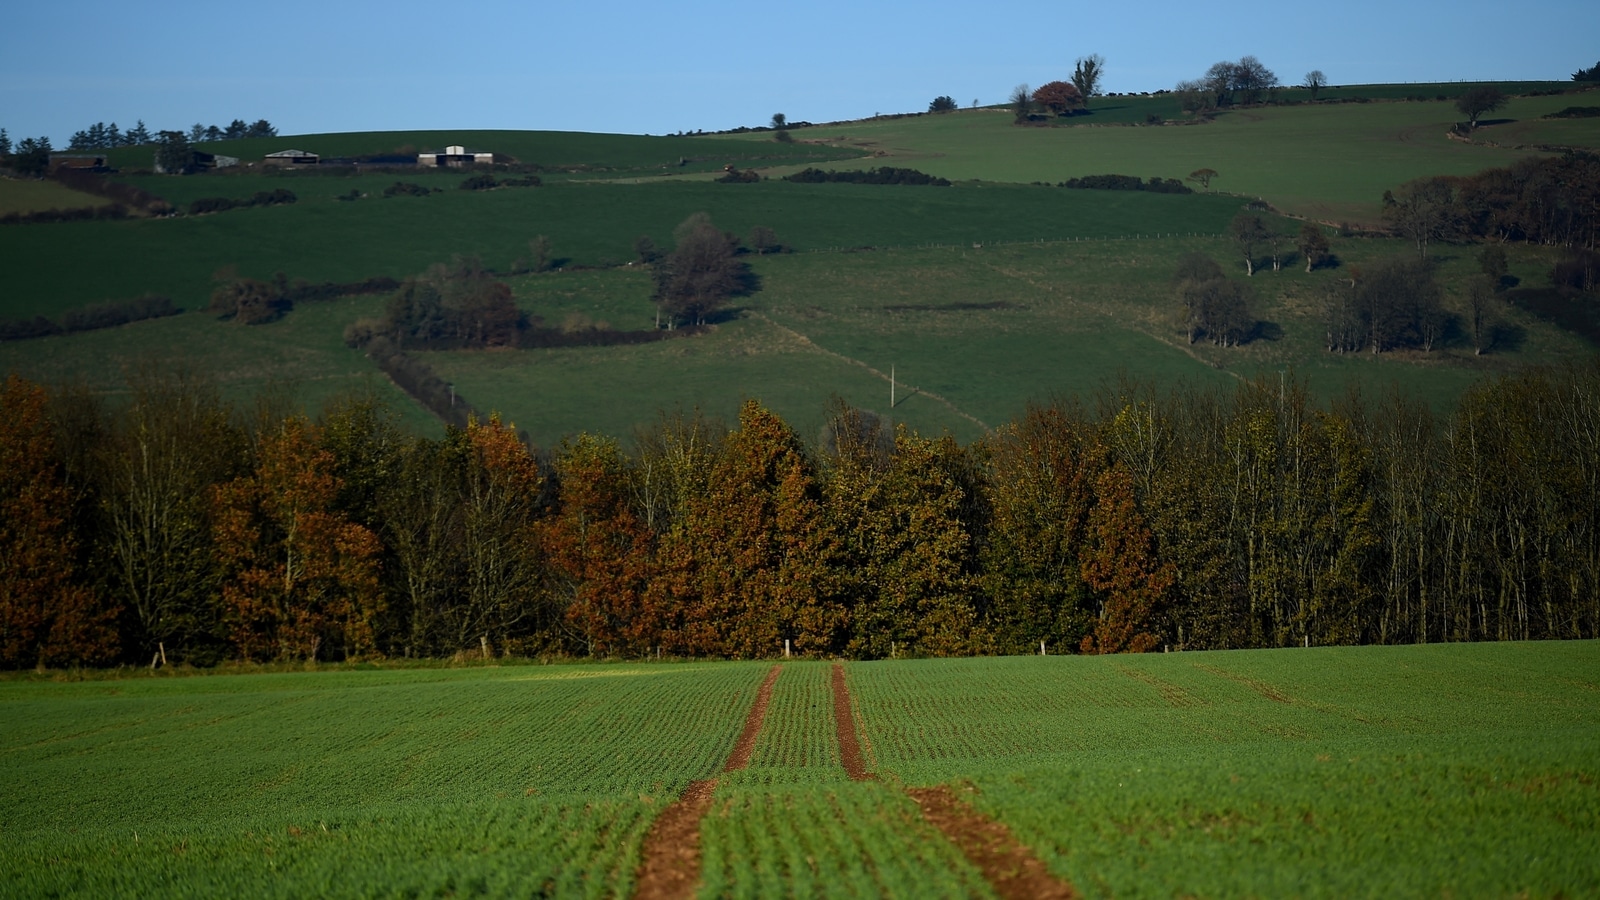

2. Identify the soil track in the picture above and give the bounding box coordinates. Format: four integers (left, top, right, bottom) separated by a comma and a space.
633, 664, 781, 900
830, 663, 874, 780
831, 661, 1079, 899
906, 786, 1079, 900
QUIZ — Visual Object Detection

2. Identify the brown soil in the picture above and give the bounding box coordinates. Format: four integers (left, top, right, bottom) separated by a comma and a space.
831, 662, 873, 781
906, 785, 1080, 900
633, 664, 782, 900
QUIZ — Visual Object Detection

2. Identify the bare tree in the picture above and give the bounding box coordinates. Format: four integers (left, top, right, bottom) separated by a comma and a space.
651, 213, 754, 328
1303, 70, 1328, 101
1009, 84, 1034, 124
1230, 213, 1270, 276
1298, 222, 1331, 272
1383, 177, 1458, 258
1072, 55, 1106, 107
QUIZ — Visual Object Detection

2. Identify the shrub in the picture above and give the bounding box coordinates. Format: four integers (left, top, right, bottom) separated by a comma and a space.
782, 167, 951, 186
383, 181, 436, 198
459, 174, 498, 191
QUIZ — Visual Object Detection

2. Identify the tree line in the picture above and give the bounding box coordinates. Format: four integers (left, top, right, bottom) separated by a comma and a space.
3, 360, 1595, 670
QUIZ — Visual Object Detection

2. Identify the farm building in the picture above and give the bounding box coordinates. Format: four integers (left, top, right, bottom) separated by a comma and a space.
418, 145, 494, 167
48, 154, 108, 171
263, 149, 320, 167
152, 150, 239, 174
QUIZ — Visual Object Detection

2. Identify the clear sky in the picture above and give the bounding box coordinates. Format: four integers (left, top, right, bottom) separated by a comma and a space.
2, 0, 1596, 144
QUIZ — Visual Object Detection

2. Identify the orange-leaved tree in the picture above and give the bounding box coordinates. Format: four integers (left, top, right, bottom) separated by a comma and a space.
212, 416, 383, 661
650, 401, 845, 657
0, 376, 120, 668
1080, 462, 1174, 654
537, 433, 655, 657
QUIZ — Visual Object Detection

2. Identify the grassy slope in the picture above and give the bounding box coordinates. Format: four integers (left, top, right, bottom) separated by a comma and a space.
0, 661, 772, 898
0, 177, 111, 215
850, 641, 1600, 898
771, 88, 1600, 224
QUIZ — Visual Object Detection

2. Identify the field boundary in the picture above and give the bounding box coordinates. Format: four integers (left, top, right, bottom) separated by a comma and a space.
830, 663, 873, 781
633, 664, 781, 900
749, 312, 992, 431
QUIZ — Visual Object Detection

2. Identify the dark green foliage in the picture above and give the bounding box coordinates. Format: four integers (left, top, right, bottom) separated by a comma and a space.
1571, 60, 1600, 82
716, 167, 762, 183
929, 96, 958, 113
783, 167, 951, 186
187, 189, 296, 215
459, 174, 498, 191
1544, 106, 1600, 118
9, 136, 52, 176
382, 181, 438, 198
1058, 174, 1192, 194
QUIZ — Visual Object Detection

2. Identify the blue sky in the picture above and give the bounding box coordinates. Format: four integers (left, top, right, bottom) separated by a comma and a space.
3, 0, 1595, 143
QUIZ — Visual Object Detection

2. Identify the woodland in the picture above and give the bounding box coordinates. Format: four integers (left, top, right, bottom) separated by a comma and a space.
2, 359, 1595, 669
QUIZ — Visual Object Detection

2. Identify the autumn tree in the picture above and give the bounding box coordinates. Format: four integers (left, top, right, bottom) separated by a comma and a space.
1188, 168, 1218, 191
101, 365, 243, 664
826, 413, 984, 659
0, 376, 119, 668
1079, 461, 1173, 654
450, 415, 550, 655
211, 417, 384, 661
649, 401, 845, 657
1032, 81, 1084, 117
981, 401, 1100, 653
537, 434, 656, 657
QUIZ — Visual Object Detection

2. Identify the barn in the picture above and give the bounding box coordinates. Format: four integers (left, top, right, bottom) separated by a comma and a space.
263, 149, 320, 167
418, 145, 494, 167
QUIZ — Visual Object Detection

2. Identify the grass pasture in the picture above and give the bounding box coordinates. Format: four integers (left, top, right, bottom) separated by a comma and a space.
3, 643, 1595, 897
0, 176, 111, 215
775, 86, 1597, 223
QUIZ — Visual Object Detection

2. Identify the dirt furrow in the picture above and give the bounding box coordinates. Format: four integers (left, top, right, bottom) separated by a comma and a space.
830, 662, 874, 781
907, 785, 1080, 900
633, 664, 782, 900
831, 661, 1079, 900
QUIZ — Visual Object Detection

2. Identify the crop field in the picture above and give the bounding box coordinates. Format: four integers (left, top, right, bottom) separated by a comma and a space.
3, 643, 1594, 897
849, 642, 1600, 898
0, 177, 112, 215
788, 87, 1599, 223
0, 661, 772, 898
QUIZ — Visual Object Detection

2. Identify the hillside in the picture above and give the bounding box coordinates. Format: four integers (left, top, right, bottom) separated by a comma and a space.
1, 81, 1597, 444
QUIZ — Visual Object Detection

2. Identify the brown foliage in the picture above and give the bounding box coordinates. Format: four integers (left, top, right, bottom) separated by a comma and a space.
1032, 81, 1084, 116
1080, 463, 1174, 654
0, 376, 119, 667
211, 417, 384, 661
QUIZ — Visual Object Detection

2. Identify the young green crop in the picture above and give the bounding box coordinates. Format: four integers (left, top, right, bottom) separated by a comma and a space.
847, 643, 1600, 898
0, 661, 772, 897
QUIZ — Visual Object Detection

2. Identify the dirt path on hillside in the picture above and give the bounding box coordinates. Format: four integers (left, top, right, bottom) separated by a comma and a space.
748, 312, 993, 432
829, 661, 1080, 899
633, 664, 782, 900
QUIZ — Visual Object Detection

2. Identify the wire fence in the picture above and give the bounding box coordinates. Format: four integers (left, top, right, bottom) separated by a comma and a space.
799, 232, 1226, 254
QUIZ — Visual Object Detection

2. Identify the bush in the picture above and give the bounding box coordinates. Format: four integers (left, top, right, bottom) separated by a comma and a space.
459, 174, 498, 191
783, 167, 951, 186
0, 295, 177, 341
716, 168, 761, 183
383, 181, 436, 198
1058, 174, 1192, 194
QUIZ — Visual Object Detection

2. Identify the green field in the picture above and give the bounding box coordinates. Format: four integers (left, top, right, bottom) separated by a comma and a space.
4, 643, 1595, 897
0, 176, 111, 215
786, 89, 1600, 223
3, 83, 1597, 446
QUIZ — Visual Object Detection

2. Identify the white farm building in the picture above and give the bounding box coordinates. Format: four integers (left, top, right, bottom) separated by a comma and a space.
418, 145, 494, 167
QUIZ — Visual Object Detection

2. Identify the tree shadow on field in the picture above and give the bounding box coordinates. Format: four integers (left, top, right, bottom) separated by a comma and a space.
1247, 320, 1284, 343
1490, 322, 1528, 352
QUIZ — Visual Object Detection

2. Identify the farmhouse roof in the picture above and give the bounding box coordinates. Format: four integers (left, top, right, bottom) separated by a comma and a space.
265, 149, 318, 158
